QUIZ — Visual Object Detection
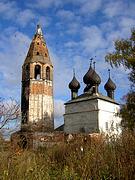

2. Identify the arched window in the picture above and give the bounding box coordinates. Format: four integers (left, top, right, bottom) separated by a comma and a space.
35, 65, 41, 79
46, 66, 50, 80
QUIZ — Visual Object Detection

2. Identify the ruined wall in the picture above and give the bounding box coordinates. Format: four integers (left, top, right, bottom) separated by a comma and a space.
29, 80, 54, 130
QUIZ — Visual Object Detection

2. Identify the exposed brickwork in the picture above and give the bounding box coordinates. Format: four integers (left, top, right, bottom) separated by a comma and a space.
21, 25, 54, 131
30, 82, 53, 95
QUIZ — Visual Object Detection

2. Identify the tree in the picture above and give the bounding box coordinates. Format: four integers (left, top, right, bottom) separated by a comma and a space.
0, 97, 20, 130
105, 29, 135, 130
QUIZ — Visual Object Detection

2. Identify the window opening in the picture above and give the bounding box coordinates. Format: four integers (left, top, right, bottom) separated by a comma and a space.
25, 65, 30, 79
35, 65, 41, 79
37, 52, 39, 55
105, 122, 108, 130
46, 66, 50, 80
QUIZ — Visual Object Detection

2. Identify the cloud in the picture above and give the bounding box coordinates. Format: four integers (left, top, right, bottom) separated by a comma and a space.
0, 28, 31, 98
27, 0, 63, 9
16, 9, 36, 27
0, 1, 18, 20
103, 1, 135, 18
54, 99, 65, 128
54, 99, 65, 119
57, 9, 76, 21
119, 17, 135, 29
81, 25, 107, 54
80, 0, 102, 14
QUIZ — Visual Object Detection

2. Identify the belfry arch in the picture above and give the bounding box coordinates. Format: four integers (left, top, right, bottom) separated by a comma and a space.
34, 65, 41, 79
46, 66, 50, 80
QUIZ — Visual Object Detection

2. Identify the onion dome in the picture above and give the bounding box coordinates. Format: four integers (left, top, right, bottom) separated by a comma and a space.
83, 66, 101, 85
91, 71, 101, 85
83, 65, 95, 84
69, 76, 80, 92
104, 77, 116, 91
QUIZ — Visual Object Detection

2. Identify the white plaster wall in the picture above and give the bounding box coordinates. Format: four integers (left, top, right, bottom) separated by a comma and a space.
98, 99, 121, 135
29, 94, 54, 128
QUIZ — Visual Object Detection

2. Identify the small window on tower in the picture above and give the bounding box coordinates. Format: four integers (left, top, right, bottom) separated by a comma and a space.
105, 122, 108, 131
46, 66, 50, 80
35, 65, 41, 79
25, 65, 30, 79
37, 42, 39, 45
45, 53, 47, 57
37, 52, 39, 55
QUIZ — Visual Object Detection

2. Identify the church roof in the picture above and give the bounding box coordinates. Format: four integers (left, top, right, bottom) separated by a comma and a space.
69, 76, 80, 91
83, 64, 101, 86
104, 77, 116, 91
65, 93, 119, 105
24, 25, 52, 66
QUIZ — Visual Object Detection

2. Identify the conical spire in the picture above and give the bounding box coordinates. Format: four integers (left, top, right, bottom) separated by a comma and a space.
36, 24, 43, 36
24, 24, 52, 66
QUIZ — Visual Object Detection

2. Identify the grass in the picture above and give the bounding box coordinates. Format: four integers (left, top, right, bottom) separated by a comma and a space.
0, 131, 135, 180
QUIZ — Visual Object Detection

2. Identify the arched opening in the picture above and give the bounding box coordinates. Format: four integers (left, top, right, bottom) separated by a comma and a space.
35, 65, 41, 79
46, 66, 50, 80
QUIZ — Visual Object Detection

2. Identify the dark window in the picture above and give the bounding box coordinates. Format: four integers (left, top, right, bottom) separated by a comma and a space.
37, 52, 39, 55
35, 65, 41, 79
25, 65, 30, 79
37, 42, 39, 45
45, 53, 47, 57
46, 66, 50, 80
105, 122, 108, 130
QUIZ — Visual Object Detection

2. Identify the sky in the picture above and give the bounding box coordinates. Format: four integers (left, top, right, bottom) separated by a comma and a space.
0, 0, 135, 128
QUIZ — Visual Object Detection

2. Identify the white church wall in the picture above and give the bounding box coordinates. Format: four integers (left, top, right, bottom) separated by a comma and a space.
98, 99, 121, 135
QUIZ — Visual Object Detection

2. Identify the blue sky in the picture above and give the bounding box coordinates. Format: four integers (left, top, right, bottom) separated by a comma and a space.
0, 0, 135, 127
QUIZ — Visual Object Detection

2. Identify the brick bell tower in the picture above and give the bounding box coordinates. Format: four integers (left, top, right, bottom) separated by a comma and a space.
21, 25, 54, 131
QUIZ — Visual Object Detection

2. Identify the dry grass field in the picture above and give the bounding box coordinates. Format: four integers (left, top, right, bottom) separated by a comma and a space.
0, 132, 135, 180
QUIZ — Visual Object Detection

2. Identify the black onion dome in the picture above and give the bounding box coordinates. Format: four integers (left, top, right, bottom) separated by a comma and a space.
104, 78, 116, 91
83, 66, 94, 84
83, 66, 101, 85
69, 76, 80, 91
91, 71, 101, 85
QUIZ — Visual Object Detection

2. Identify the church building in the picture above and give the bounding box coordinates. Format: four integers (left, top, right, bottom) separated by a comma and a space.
64, 62, 121, 135
21, 25, 54, 132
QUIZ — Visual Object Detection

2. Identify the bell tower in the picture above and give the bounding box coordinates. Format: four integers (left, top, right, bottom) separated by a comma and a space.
21, 25, 54, 131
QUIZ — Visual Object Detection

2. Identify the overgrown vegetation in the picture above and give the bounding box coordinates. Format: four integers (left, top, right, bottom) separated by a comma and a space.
0, 132, 135, 179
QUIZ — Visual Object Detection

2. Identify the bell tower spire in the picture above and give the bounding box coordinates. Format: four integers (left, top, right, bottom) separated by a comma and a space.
36, 24, 43, 36
21, 24, 54, 132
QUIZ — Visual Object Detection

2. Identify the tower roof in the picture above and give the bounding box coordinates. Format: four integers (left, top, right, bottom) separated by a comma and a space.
24, 25, 52, 66
104, 77, 116, 91
69, 71, 80, 92
83, 62, 101, 85
104, 70, 116, 91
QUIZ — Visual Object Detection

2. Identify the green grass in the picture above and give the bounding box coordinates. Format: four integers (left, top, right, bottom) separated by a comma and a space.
0, 132, 135, 180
